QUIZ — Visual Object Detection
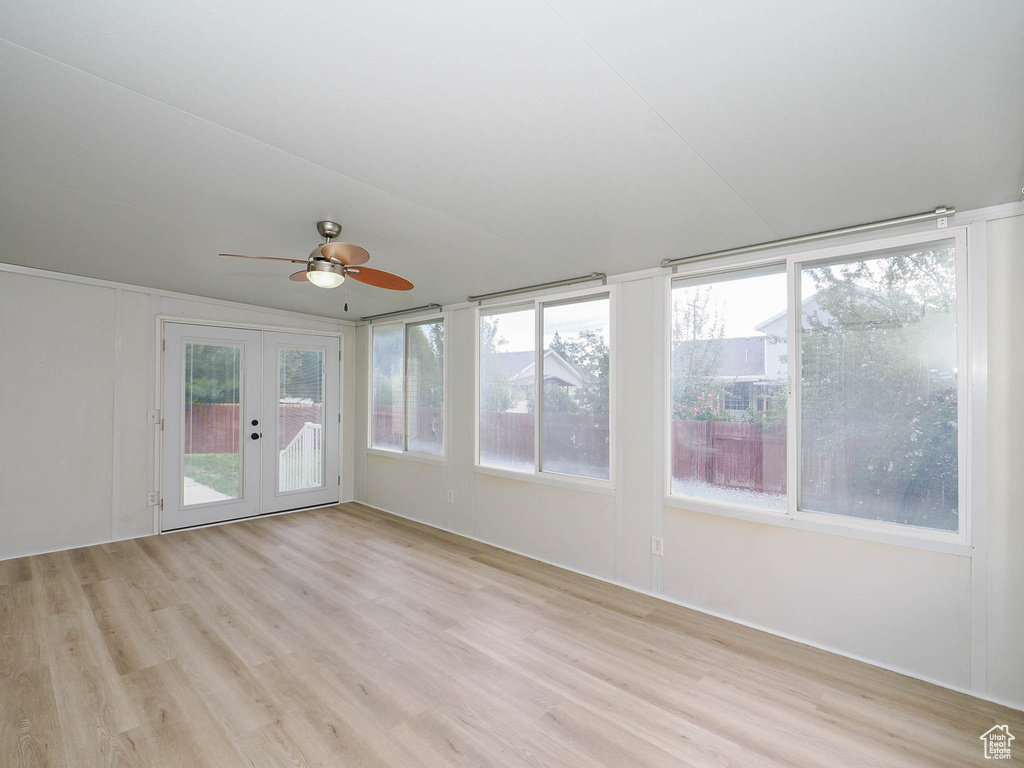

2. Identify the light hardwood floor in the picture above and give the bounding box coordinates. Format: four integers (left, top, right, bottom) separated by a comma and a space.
0, 503, 1021, 767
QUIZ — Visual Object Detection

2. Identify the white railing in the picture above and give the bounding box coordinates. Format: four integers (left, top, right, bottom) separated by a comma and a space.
279, 422, 322, 492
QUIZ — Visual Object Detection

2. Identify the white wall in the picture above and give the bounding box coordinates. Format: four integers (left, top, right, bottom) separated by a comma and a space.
0, 266, 356, 561
985, 213, 1024, 704
355, 209, 1024, 710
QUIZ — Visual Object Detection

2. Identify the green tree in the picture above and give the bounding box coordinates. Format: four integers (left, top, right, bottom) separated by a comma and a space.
479, 318, 516, 412
670, 286, 729, 421
185, 344, 241, 404
406, 322, 444, 409
548, 329, 610, 415
371, 324, 403, 408
279, 349, 324, 401
800, 245, 958, 528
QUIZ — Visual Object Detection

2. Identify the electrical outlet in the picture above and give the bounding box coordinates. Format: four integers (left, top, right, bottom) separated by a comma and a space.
446, 489, 455, 503
147, 491, 160, 506
651, 536, 664, 556
936, 216, 948, 229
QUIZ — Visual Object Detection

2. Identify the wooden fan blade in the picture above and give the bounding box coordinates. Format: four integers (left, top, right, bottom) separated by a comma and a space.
321, 242, 370, 266
345, 267, 413, 291
220, 253, 306, 264
289, 270, 309, 282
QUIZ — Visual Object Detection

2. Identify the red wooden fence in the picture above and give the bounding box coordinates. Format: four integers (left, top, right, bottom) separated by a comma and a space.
184, 403, 323, 453
370, 406, 445, 451
478, 410, 534, 466
357, 406, 860, 501
671, 420, 787, 493
542, 412, 610, 475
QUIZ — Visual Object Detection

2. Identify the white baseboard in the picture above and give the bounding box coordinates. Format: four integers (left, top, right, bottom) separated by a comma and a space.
0, 532, 150, 563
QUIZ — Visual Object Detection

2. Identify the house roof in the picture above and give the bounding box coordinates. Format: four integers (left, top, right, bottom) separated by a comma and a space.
675, 336, 766, 378
755, 294, 823, 332
493, 350, 536, 379
755, 286, 884, 332
719, 337, 766, 378
493, 350, 584, 388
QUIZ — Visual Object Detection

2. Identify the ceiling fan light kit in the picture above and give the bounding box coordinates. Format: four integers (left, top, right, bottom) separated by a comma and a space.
220, 219, 414, 297
306, 259, 346, 288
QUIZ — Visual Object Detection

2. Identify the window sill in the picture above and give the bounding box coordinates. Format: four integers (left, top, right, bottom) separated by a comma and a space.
474, 465, 617, 496
662, 494, 972, 557
366, 447, 447, 467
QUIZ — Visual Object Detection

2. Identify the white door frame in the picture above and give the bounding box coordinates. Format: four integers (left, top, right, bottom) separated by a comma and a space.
158, 318, 344, 532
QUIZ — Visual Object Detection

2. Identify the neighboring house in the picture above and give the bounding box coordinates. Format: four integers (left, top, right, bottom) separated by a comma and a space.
716, 336, 774, 416
717, 288, 956, 418
755, 292, 828, 381
707, 294, 828, 417
493, 349, 583, 412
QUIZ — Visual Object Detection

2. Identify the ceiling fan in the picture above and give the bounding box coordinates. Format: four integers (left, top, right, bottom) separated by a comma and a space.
220, 220, 413, 292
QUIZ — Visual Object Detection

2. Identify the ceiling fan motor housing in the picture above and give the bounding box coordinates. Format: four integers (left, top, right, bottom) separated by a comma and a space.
316, 220, 342, 240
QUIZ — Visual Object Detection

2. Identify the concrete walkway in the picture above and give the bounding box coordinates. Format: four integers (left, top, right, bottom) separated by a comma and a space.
183, 476, 233, 505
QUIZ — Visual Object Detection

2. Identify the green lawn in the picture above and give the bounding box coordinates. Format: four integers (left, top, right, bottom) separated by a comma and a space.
184, 452, 240, 497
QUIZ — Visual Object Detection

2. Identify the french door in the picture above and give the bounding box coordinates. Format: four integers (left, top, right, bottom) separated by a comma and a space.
161, 323, 340, 531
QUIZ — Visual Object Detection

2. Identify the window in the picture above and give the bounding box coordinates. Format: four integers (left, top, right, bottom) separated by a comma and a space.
670, 267, 788, 512
724, 382, 750, 412
542, 296, 611, 480
668, 231, 967, 541
278, 347, 325, 492
478, 305, 535, 472
370, 323, 403, 451
798, 238, 959, 531
370, 317, 445, 456
478, 289, 612, 482
405, 319, 445, 455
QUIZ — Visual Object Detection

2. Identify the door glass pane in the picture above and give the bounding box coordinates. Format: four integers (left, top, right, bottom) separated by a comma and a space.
405, 320, 444, 455
479, 305, 535, 471
278, 347, 324, 492
371, 323, 404, 450
541, 296, 611, 480
183, 343, 242, 505
670, 268, 788, 511
800, 239, 959, 530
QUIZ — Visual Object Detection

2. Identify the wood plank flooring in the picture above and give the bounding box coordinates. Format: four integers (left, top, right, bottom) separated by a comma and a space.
1, 502, 1021, 767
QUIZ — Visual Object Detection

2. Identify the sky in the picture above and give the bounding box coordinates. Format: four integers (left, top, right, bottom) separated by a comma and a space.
484, 298, 611, 352
674, 272, 789, 337
482, 273, 814, 351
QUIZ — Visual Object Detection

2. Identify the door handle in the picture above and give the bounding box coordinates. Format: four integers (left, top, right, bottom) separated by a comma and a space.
251, 432, 262, 440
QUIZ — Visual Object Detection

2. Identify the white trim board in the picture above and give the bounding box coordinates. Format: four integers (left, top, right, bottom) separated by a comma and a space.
0, 533, 150, 564
0, 502, 348, 562
0, 261, 357, 327
349, 500, 1024, 715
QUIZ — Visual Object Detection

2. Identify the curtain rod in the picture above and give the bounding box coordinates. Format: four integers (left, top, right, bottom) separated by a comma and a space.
468, 272, 607, 304
660, 206, 955, 269
360, 303, 443, 323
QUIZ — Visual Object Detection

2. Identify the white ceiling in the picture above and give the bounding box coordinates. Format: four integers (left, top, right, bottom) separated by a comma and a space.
1, 0, 1021, 319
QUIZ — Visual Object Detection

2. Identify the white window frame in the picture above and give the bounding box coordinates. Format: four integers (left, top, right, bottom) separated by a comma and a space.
367, 312, 448, 464
664, 226, 976, 555
474, 284, 616, 493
